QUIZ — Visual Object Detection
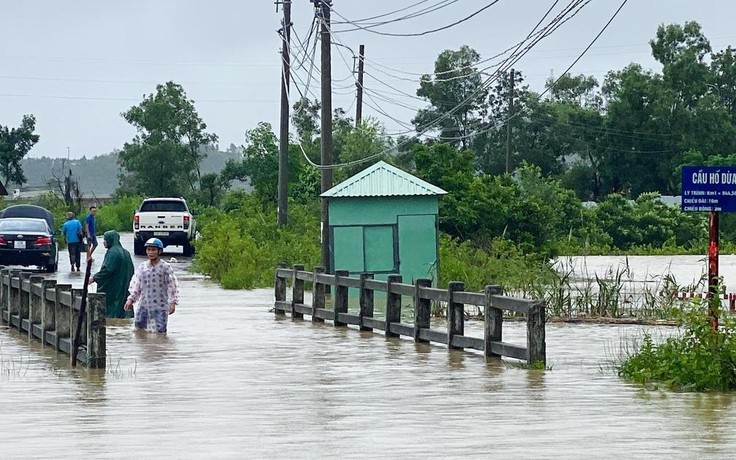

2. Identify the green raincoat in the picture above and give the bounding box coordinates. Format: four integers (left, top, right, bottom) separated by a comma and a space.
93, 231, 135, 318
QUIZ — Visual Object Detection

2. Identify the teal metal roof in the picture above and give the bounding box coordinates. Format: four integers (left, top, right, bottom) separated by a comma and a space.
321, 161, 447, 198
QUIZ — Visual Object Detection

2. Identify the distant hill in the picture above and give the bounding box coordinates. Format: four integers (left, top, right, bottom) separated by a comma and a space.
15, 149, 243, 196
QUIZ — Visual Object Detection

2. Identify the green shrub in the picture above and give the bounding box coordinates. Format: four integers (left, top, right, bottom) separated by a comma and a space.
95, 195, 143, 233
192, 194, 320, 289
617, 300, 736, 391
439, 234, 556, 293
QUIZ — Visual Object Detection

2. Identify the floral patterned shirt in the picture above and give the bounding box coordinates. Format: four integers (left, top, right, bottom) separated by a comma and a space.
127, 260, 179, 309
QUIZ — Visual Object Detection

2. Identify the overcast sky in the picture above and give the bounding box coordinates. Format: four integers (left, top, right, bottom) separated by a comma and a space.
1, 0, 735, 159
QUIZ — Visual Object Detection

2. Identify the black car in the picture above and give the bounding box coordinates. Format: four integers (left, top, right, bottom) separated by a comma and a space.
0, 204, 55, 229
0, 217, 59, 272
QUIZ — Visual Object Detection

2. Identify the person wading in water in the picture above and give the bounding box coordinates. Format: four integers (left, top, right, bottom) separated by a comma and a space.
88, 230, 135, 318
124, 238, 179, 333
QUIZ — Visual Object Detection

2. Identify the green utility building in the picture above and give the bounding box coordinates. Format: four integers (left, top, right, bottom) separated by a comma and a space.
321, 161, 447, 284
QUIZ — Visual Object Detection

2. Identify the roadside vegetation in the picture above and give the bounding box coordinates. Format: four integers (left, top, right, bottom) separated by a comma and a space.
617, 299, 736, 391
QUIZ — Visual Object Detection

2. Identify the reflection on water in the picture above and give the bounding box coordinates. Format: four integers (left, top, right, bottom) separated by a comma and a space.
3, 247, 736, 458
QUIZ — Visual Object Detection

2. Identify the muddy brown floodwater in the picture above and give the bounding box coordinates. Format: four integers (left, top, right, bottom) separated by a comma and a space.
1, 234, 735, 459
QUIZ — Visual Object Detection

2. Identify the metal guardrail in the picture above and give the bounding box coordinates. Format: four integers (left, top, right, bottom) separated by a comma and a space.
274, 265, 545, 365
0, 267, 106, 368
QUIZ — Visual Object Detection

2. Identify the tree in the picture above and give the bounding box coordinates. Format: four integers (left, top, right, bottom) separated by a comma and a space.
222, 122, 309, 204
222, 123, 280, 203
118, 82, 217, 197
333, 117, 393, 182
0, 114, 39, 187
197, 172, 230, 207
47, 159, 82, 212
547, 73, 602, 109
474, 71, 568, 176
413, 46, 488, 148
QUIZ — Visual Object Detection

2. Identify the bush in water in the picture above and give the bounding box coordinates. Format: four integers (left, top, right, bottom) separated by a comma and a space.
95, 195, 143, 233
438, 234, 556, 293
618, 300, 736, 391
192, 194, 320, 289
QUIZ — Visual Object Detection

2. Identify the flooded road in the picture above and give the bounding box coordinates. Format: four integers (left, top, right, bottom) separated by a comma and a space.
2, 238, 736, 458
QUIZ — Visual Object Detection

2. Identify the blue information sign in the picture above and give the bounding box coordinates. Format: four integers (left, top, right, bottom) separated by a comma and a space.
682, 166, 736, 212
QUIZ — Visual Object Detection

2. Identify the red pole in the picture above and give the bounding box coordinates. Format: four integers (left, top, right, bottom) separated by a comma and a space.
708, 211, 720, 330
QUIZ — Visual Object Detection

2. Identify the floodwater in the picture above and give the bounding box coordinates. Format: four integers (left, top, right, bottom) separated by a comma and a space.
2, 238, 736, 459
556, 253, 736, 289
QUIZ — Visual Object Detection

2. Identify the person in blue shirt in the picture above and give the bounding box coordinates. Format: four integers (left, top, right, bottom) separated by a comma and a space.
61, 211, 84, 272
85, 206, 98, 261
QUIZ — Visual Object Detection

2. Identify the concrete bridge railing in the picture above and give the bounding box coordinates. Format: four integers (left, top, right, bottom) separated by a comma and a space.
274, 264, 546, 366
0, 267, 106, 368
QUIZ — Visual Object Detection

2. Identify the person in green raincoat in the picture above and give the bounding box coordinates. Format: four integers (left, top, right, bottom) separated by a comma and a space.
88, 230, 135, 318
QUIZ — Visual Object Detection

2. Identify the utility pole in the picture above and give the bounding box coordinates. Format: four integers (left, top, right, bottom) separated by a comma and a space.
355, 44, 365, 126
505, 68, 514, 174
317, 0, 333, 272
277, 0, 291, 227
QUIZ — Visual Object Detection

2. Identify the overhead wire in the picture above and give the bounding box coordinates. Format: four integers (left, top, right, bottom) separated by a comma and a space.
331, 1, 501, 37
392, 0, 591, 138
330, 0, 436, 24
299, 1, 578, 168
428, 0, 629, 144
332, 0, 462, 31
297, 0, 589, 168
292, 0, 623, 169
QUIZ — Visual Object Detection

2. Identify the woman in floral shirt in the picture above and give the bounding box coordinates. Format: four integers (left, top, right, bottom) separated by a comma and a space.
124, 238, 179, 333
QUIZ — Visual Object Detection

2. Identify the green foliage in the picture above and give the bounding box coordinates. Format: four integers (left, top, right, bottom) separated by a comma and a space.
618, 300, 736, 391
592, 193, 705, 251
117, 81, 217, 198
413, 46, 488, 149
95, 196, 143, 233
32, 192, 72, 230
333, 117, 393, 181
438, 234, 555, 293
192, 193, 320, 289
0, 114, 39, 186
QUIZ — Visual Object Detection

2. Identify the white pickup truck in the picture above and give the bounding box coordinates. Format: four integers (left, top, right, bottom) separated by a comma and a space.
133, 197, 196, 256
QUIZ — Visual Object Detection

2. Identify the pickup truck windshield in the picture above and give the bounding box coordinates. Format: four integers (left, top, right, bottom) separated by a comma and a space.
139, 201, 188, 212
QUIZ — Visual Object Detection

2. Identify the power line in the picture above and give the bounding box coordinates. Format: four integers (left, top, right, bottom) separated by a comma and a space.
429, 0, 629, 144
297, 1, 586, 169
333, 0, 462, 31
331, 0, 436, 24
539, 0, 629, 100
331, 1, 501, 37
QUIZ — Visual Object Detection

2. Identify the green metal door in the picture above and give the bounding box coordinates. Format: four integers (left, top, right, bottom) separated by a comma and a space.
363, 225, 396, 273
332, 226, 364, 274
398, 214, 438, 284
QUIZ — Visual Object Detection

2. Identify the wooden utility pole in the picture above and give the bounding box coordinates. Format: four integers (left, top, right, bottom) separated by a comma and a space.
277, 0, 291, 227
318, 0, 333, 272
505, 68, 515, 174
355, 44, 365, 126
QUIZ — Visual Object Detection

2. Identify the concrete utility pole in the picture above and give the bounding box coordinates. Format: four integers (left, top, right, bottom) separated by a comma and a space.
277, 0, 291, 227
355, 44, 365, 126
505, 68, 514, 174
316, 0, 333, 272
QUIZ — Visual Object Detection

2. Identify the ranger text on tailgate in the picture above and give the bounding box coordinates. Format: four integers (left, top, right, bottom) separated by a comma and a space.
133, 198, 196, 256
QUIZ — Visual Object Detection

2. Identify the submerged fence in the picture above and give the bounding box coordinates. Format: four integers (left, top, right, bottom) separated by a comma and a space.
274, 265, 546, 365
0, 268, 106, 368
